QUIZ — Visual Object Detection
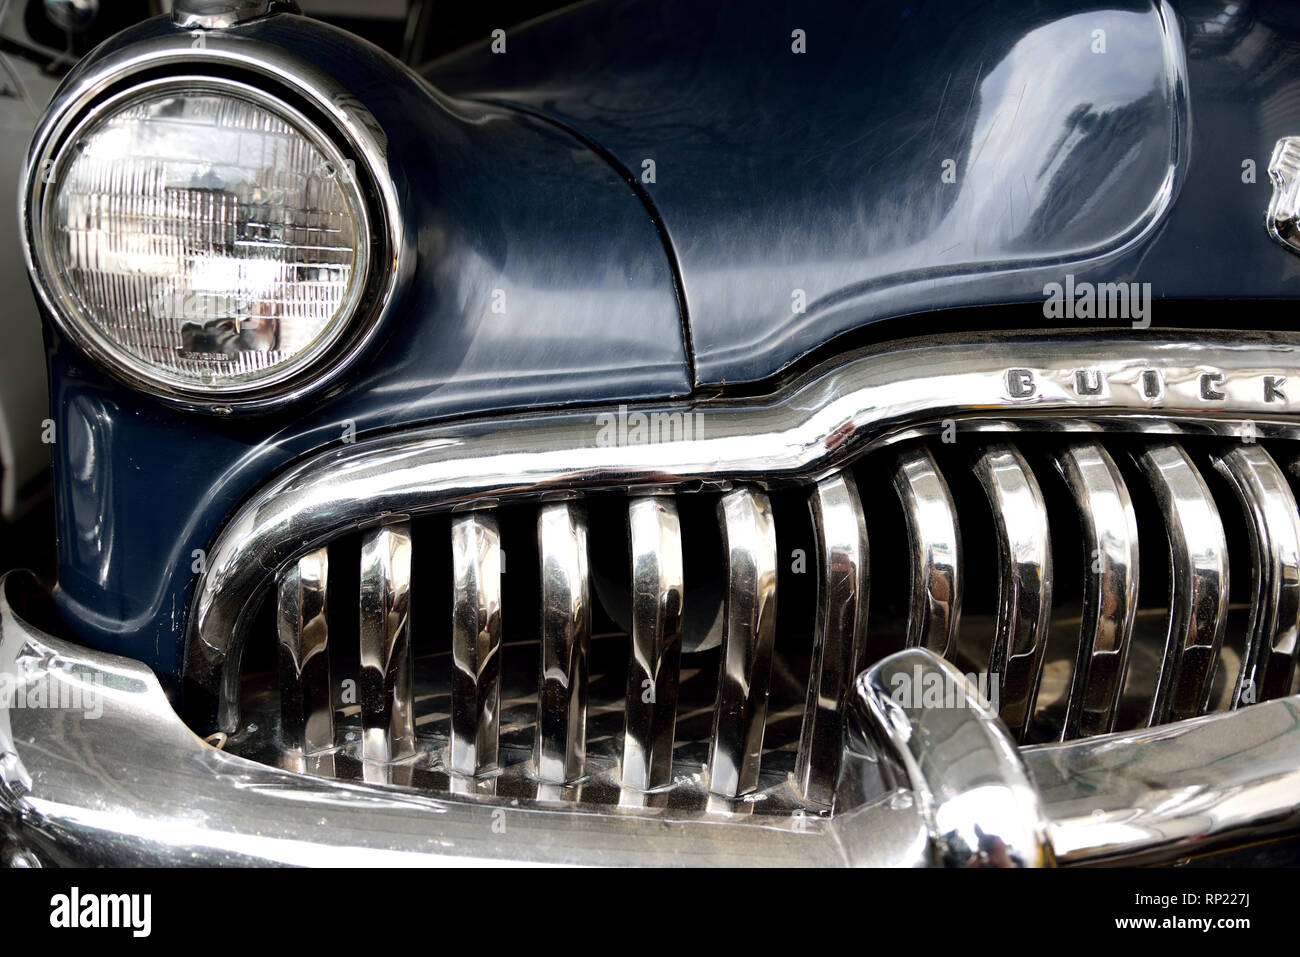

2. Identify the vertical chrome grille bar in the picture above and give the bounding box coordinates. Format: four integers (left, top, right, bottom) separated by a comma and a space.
534, 502, 591, 784
621, 495, 685, 792
708, 487, 778, 798
893, 447, 961, 657
1136, 443, 1228, 723
450, 511, 503, 777
1051, 442, 1139, 738
359, 523, 415, 767
276, 547, 333, 754
794, 471, 868, 807
1211, 445, 1300, 706
972, 444, 1052, 742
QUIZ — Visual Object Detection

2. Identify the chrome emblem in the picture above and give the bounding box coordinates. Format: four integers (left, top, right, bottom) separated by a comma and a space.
1003, 367, 1288, 404
1267, 136, 1300, 253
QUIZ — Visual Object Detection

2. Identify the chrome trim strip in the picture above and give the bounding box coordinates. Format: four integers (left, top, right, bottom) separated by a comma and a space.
851, 648, 1054, 867
1136, 443, 1229, 722
358, 523, 414, 772
1211, 445, 1300, 706
20, 32, 407, 413
708, 488, 778, 798
535, 503, 591, 785
1051, 442, 1139, 738
794, 471, 868, 807
188, 334, 1300, 730
450, 512, 503, 777
621, 496, 685, 792
893, 446, 960, 657
972, 443, 1053, 742
275, 548, 332, 756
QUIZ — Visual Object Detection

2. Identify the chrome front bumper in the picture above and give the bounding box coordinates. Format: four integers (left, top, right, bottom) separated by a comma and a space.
3, 571, 1299, 867
0, 572, 925, 867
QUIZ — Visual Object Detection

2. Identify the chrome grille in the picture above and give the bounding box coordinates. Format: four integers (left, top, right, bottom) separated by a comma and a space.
225, 431, 1300, 816
181, 334, 1300, 832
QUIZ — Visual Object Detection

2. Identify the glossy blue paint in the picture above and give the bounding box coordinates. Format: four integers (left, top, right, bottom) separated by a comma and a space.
35, 1, 1300, 687
41, 13, 689, 683
429, 0, 1300, 385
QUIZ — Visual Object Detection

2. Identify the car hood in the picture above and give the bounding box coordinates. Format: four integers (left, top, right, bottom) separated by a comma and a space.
429, 0, 1204, 385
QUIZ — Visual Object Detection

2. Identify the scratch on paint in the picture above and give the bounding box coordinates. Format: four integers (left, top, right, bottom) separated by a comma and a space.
962, 61, 984, 124
970, 112, 999, 168
929, 71, 952, 145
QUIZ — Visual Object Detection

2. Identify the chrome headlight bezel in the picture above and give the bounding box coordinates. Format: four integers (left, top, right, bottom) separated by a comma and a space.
21, 40, 402, 413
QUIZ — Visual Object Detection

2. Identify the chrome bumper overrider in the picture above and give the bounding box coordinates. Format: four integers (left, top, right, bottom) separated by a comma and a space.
3, 572, 1298, 867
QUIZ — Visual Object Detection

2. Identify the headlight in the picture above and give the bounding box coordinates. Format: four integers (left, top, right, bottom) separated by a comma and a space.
29, 77, 372, 401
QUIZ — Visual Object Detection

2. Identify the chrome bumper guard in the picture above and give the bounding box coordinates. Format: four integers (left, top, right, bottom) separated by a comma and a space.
3, 572, 1298, 866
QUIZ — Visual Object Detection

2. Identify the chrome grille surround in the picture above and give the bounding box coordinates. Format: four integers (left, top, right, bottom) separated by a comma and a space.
172, 330, 1300, 863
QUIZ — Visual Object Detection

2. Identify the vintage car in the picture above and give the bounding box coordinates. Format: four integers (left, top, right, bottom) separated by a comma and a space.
2, 0, 1299, 868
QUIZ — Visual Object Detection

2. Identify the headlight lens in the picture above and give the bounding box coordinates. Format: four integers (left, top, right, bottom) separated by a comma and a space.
38, 79, 370, 397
